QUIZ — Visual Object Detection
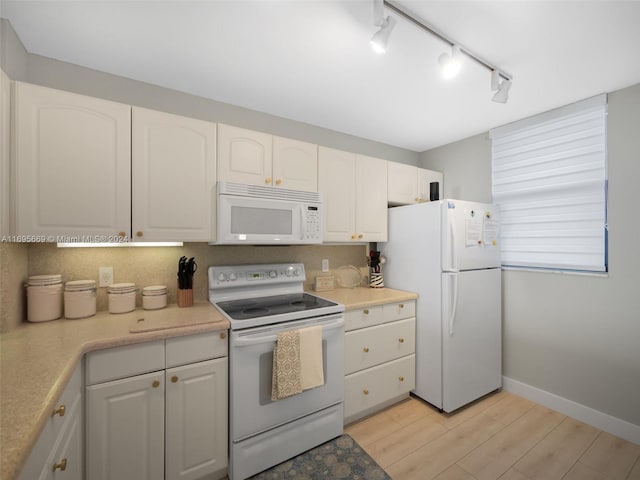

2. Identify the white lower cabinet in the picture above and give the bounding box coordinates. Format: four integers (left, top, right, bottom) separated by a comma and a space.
343, 301, 416, 424
85, 331, 228, 480
18, 365, 83, 480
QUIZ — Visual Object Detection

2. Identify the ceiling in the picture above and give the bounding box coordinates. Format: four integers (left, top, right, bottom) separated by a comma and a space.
2, 1, 640, 152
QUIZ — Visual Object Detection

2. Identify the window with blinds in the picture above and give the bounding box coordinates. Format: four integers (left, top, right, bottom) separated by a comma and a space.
491, 95, 607, 272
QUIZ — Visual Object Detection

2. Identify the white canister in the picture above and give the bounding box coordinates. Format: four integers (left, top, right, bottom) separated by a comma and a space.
27, 274, 63, 322
142, 285, 168, 310
107, 283, 137, 314
64, 280, 97, 319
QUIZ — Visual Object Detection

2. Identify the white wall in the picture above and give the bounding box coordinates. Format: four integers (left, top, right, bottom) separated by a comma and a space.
421, 83, 640, 430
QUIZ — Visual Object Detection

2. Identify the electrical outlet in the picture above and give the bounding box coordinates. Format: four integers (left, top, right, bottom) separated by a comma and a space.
99, 267, 114, 287
321, 259, 329, 273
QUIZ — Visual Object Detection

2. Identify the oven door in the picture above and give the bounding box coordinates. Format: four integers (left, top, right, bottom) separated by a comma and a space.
229, 314, 344, 442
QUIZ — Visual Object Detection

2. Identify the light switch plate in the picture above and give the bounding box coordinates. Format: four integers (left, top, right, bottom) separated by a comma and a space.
321, 259, 329, 272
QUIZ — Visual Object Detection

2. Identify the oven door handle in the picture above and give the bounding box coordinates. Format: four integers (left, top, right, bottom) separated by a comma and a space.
233, 318, 344, 347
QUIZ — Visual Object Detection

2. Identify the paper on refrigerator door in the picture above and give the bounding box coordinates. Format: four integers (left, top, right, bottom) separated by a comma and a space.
465, 217, 483, 247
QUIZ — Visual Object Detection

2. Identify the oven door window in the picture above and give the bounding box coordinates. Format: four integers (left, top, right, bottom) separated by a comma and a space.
230, 206, 292, 235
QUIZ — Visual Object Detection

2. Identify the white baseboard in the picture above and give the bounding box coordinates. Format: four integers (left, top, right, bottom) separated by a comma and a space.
502, 376, 640, 445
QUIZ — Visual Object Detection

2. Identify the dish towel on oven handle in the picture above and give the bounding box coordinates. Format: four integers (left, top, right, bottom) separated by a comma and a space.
271, 326, 325, 401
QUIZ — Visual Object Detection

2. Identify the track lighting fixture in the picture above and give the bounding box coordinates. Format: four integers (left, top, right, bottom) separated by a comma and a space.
370, 16, 397, 54
438, 45, 462, 79
373, 0, 514, 103
491, 70, 512, 103
370, 0, 397, 54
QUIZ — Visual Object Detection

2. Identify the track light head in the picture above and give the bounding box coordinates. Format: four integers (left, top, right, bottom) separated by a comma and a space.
439, 45, 461, 79
370, 16, 397, 54
491, 70, 512, 103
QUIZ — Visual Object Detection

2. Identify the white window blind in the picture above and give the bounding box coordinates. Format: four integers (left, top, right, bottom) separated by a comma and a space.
491, 95, 607, 272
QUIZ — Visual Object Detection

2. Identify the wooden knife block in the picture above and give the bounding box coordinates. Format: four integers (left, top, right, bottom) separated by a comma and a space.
177, 287, 193, 307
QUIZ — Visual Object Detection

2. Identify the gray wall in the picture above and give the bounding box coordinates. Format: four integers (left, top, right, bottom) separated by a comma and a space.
0, 18, 418, 165
420, 83, 640, 428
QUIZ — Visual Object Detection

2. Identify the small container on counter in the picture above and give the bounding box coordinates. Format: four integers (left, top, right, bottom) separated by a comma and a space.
107, 283, 137, 314
142, 285, 168, 310
64, 280, 97, 319
27, 274, 63, 322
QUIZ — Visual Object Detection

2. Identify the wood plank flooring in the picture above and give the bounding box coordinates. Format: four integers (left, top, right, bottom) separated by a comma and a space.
345, 391, 640, 480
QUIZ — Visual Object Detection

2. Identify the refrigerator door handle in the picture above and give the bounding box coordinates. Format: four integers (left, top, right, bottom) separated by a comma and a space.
444, 212, 458, 272
449, 273, 459, 336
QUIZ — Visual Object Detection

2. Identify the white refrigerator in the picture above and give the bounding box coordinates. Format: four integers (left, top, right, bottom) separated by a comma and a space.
381, 199, 502, 413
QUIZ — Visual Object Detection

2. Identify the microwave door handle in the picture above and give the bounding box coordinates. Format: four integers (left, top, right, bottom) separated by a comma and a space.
234, 318, 344, 347
300, 206, 306, 239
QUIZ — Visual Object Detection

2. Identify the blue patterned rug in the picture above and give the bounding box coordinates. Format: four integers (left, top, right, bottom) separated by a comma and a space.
249, 434, 391, 480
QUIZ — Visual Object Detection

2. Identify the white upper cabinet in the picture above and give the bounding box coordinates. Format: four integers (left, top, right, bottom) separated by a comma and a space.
132, 107, 216, 242
218, 124, 318, 192
319, 147, 387, 242
272, 136, 318, 192
14, 82, 131, 239
1, 69, 10, 236
217, 124, 272, 187
388, 162, 444, 205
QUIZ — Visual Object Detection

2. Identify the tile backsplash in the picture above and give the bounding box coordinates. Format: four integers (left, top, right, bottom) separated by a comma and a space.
0, 242, 367, 331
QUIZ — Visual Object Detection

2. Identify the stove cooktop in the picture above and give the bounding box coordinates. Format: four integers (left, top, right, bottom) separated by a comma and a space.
215, 292, 338, 321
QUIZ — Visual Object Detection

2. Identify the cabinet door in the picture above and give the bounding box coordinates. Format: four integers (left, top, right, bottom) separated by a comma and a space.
217, 124, 272, 186
132, 107, 216, 242
355, 155, 388, 242
1, 69, 10, 236
318, 147, 356, 242
14, 82, 131, 238
272, 136, 318, 192
417, 168, 444, 202
165, 358, 228, 480
387, 162, 417, 205
86, 371, 165, 480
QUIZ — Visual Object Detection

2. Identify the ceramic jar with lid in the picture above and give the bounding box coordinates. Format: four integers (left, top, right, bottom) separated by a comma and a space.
27, 274, 63, 322
107, 283, 137, 314
142, 285, 168, 310
64, 280, 97, 319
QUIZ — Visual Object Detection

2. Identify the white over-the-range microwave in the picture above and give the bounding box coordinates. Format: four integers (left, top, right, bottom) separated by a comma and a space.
213, 182, 323, 245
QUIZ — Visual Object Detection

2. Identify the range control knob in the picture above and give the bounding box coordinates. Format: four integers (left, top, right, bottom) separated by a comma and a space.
217, 273, 227, 282
229, 273, 237, 281
285, 270, 292, 277
293, 268, 300, 277
269, 271, 277, 279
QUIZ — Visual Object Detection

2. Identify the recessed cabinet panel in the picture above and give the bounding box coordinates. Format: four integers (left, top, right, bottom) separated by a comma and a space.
388, 162, 418, 205
218, 124, 272, 186
132, 107, 216, 241
272, 136, 318, 192
14, 82, 131, 237
355, 154, 387, 242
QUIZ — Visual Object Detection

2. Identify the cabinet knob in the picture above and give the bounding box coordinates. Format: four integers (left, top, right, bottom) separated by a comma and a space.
351, 234, 358, 240
399, 376, 405, 382
118, 231, 126, 238
275, 179, 282, 185
52, 458, 67, 472
399, 304, 404, 308
363, 309, 369, 315
363, 389, 369, 395
363, 347, 370, 353
171, 375, 179, 383
398, 338, 405, 343
136, 231, 143, 238
51, 405, 66, 417
358, 234, 363, 239
152, 380, 160, 388
219, 331, 227, 339
265, 177, 272, 184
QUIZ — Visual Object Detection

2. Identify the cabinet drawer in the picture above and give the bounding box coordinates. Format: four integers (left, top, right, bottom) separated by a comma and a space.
86, 340, 165, 385
344, 305, 383, 332
166, 330, 228, 368
382, 301, 415, 322
345, 317, 415, 374
344, 354, 415, 420
18, 364, 82, 480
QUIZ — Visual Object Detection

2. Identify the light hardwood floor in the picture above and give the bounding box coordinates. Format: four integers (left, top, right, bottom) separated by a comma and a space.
345, 391, 640, 480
